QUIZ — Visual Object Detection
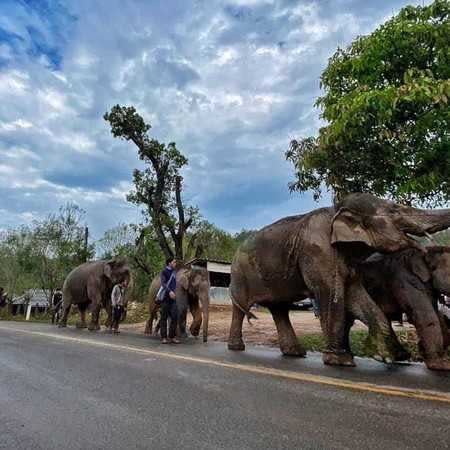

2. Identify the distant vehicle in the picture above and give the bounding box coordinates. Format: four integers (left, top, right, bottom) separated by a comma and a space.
292, 298, 313, 311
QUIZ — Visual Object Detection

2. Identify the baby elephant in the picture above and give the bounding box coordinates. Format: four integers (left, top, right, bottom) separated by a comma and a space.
359, 246, 450, 370
144, 266, 210, 342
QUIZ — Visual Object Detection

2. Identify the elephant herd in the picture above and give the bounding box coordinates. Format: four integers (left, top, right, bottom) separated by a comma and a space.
58, 193, 450, 371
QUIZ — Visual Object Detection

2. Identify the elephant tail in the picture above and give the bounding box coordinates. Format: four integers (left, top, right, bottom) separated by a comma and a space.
229, 289, 257, 324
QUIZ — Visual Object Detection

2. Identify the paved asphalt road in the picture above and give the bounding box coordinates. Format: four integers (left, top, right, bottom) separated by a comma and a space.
1, 322, 449, 450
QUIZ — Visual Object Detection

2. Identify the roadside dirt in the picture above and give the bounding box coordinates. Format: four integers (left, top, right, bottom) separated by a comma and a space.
121, 305, 369, 346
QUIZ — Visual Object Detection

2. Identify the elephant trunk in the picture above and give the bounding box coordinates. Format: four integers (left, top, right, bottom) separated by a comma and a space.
202, 291, 210, 343
401, 207, 450, 236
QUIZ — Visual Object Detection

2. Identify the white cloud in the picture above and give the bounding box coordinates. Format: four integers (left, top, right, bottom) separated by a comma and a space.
0, 0, 424, 239
0, 119, 33, 132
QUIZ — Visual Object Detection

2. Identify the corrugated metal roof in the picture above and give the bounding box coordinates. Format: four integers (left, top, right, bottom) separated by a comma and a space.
12, 289, 50, 306
187, 258, 231, 266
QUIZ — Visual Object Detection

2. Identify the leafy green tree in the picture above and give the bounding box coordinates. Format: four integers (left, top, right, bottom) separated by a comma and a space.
185, 221, 236, 261
104, 105, 199, 260
31, 203, 94, 299
97, 223, 165, 301
0, 204, 93, 300
0, 226, 37, 297
287, 0, 449, 206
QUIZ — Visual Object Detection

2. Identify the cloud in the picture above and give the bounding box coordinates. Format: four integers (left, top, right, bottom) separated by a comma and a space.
0, 0, 430, 242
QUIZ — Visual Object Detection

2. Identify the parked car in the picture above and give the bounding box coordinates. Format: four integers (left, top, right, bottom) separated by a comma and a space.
292, 298, 313, 311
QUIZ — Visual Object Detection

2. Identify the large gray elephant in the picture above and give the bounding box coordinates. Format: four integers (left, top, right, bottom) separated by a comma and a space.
144, 266, 210, 342
357, 246, 450, 370
59, 259, 132, 331
228, 193, 450, 367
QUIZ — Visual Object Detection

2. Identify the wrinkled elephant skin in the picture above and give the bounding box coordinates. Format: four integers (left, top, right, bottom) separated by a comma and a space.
228, 193, 450, 367
145, 266, 210, 342
59, 259, 132, 331
361, 247, 450, 370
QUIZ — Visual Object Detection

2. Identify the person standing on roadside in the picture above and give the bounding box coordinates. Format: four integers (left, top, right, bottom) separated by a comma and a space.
51, 287, 63, 324
110, 280, 128, 334
159, 257, 180, 344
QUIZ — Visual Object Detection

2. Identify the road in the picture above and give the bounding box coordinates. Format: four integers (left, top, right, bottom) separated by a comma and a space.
0, 322, 449, 450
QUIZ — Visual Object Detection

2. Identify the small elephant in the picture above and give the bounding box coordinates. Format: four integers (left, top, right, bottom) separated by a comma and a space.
358, 246, 450, 370
59, 259, 132, 331
228, 193, 450, 366
144, 266, 210, 342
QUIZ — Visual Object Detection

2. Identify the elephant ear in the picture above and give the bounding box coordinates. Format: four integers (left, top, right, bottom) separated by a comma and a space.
104, 260, 116, 279
331, 208, 414, 253
408, 253, 431, 283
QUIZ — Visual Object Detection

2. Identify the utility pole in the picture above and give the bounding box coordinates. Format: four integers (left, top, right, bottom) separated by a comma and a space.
83, 226, 89, 262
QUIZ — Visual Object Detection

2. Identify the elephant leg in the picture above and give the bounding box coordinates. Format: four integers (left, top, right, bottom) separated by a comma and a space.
407, 304, 450, 371
144, 302, 158, 335
104, 304, 112, 329
176, 295, 189, 338
228, 303, 246, 351
88, 304, 101, 331
304, 259, 354, 366
58, 303, 71, 328
347, 281, 409, 363
154, 315, 161, 336
189, 299, 202, 338
437, 311, 450, 349
309, 285, 355, 367
268, 305, 306, 357
343, 313, 355, 354
76, 305, 88, 329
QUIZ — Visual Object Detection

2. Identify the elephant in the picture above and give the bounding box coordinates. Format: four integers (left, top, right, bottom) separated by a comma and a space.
59, 259, 132, 331
228, 193, 450, 367
144, 266, 210, 342
357, 246, 450, 370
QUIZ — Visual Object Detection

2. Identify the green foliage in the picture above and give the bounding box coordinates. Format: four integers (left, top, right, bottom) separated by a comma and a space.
287, 0, 450, 206
299, 329, 450, 360
432, 229, 450, 245
97, 223, 165, 301
104, 105, 199, 260
185, 221, 236, 261
0, 226, 37, 296
0, 203, 93, 299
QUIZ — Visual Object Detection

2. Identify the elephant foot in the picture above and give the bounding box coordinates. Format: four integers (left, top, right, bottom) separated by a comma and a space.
75, 322, 87, 329
88, 323, 100, 331
365, 334, 407, 365
322, 351, 356, 367
228, 340, 245, 351
281, 344, 306, 358
203, 336, 208, 343
58, 323, 67, 328
424, 357, 450, 371
189, 326, 200, 337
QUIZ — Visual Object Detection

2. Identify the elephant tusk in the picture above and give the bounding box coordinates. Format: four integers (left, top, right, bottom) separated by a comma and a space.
424, 231, 438, 245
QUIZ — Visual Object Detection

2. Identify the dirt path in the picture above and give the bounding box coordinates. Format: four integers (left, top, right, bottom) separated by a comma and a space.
122, 305, 368, 346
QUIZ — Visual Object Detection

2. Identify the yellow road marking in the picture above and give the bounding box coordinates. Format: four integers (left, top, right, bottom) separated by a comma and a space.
1, 325, 450, 404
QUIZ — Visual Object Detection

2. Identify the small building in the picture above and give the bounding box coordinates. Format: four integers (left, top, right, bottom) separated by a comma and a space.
187, 258, 231, 305
11, 289, 51, 315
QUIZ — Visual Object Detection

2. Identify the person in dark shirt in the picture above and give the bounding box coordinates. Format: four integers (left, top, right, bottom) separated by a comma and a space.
51, 288, 63, 324
0, 287, 6, 308
159, 257, 180, 344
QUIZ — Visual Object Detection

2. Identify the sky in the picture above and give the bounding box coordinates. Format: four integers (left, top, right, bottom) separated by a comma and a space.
0, 0, 429, 239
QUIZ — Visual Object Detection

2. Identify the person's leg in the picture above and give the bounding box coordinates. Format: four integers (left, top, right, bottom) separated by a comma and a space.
110, 306, 117, 332
159, 301, 169, 340
113, 306, 123, 333
168, 301, 178, 340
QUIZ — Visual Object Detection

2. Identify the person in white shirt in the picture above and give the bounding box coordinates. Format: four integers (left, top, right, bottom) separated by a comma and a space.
110, 280, 128, 334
